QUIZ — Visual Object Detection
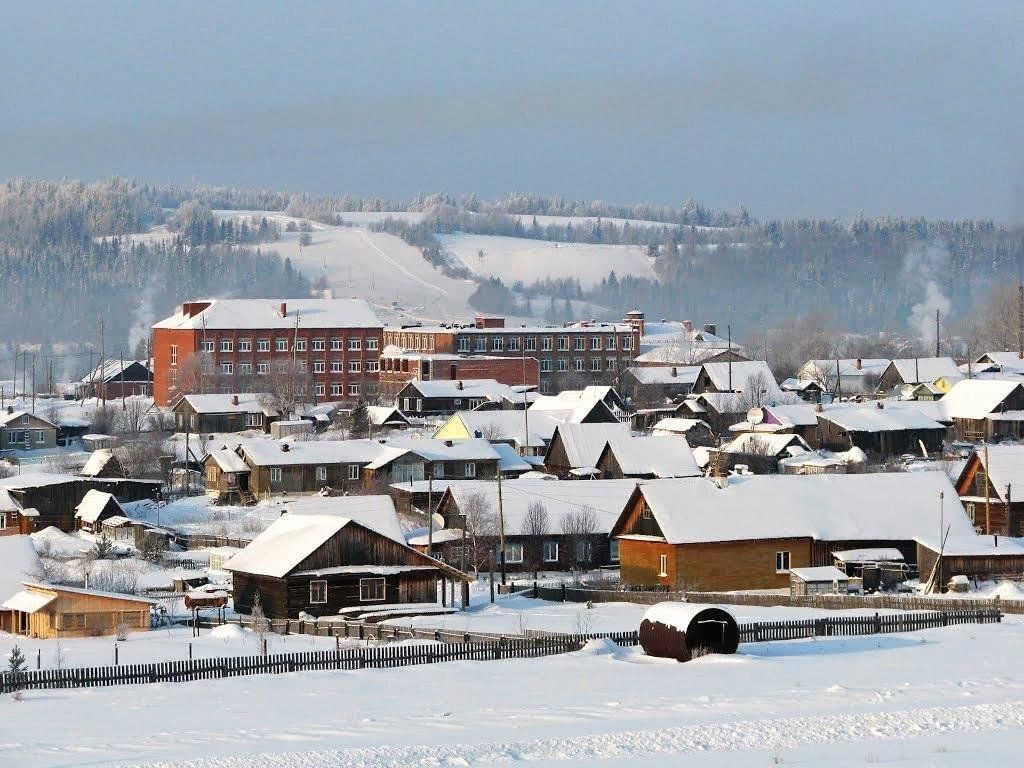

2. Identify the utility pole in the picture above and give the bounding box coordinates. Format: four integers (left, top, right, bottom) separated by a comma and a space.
99, 320, 106, 407
497, 470, 507, 584
427, 473, 433, 556
727, 324, 733, 391
935, 308, 941, 358
30, 355, 35, 414
1019, 283, 1024, 360
120, 348, 126, 411
985, 444, 992, 534
21, 350, 27, 398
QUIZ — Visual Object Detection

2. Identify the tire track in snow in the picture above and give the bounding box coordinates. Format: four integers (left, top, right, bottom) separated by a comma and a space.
127, 699, 1024, 767
356, 229, 451, 297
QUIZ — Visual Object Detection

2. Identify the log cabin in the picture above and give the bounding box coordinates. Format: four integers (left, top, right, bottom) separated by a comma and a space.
611, 472, 976, 592
954, 445, 1024, 535
543, 422, 630, 477
73, 489, 125, 533
876, 357, 962, 391
224, 496, 469, 618
173, 393, 281, 434
2, 582, 154, 638
938, 380, 1024, 441
595, 435, 701, 479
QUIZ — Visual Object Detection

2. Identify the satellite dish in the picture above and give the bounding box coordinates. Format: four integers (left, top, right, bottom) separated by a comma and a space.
746, 407, 764, 425
431, 512, 446, 531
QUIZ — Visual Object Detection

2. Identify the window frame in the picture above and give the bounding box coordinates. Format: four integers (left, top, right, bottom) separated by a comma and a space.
359, 577, 386, 602
347, 464, 360, 481
543, 540, 559, 563
309, 579, 328, 604
658, 553, 668, 577
504, 542, 524, 564
464, 462, 476, 478
270, 467, 282, 484
775, 551, 791, 573
238, 338, 252, 352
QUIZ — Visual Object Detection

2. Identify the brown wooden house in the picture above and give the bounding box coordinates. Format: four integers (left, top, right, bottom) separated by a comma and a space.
174, 393, 281, 434
73, 489, 125, 533
939, 380, 1024, 441
225, 498, 469, 618
0, 473, 159, 533
543, 423, 630, 477
954, 445, 1024, 535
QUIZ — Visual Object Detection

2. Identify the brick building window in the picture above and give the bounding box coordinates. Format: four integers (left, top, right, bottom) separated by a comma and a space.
541, 358, 552, 372
524, 337, 536, 352
312, 338, 325, 351
330, 338, 343, 351
474, 337, 486, 352
458, 337, 470, 352
607, 335, 616, 350
574, 358, 584, 371
257, 339, 270, 352
349, 384, 360, 396
257, 362, 269, 375
348, 361, 360, 373
275, 338, 288, 352
220, 339, 233, 353
331, 384, 342, 396
220, 363, 233, 375
623, 336, 633, 351
508, 337, 520, 352
239, 339, 252, 352
313, 361, 325, 373
492, 338, 503, 351
295, 339, 307, 352
606, 358, 616, 371
541, 336, 552, 351
558, 358, 568, 372
658, 554, 668, 577
590, 336, 601, 351
590, 358, 601, 372
170, 345, 178, 366
330, 361, 343, 373
574, 337, 585, 351
201, 340, 214, 353
348, 338, 361, 351
239, 362, 252, 375
557, 336, 569, 351
366, 338, 379, 350
315, 383, 325, 397
366, 361, 379, 372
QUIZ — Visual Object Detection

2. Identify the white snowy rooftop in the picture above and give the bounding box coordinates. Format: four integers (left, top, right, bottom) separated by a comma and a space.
154, 298, 382, 331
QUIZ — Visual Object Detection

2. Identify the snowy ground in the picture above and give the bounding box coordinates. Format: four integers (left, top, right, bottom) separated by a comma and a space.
3, 617, 1024, 767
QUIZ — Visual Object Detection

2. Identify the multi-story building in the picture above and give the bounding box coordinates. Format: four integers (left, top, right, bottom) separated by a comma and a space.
151, 299, 383, 406
379, 348, 540, 400
382, 312, 643, 394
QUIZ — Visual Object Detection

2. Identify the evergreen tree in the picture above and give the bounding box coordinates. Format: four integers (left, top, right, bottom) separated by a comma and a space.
351, 399, 370, 438
7, 645, 26, 674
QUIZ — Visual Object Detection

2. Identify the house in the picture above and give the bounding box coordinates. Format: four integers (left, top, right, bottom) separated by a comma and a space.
779, 377, 826, 402
203, 446, 254, 504
611, 472, 975, 592
634, 320, 746, 366
815, 401, 947, 457
0, 535, 42, 631
173, 393, 280, 434
152, 298, 384, 406
937, 379, 1024, 441
789, 565, 850, 596
233, 438, 389, 498
378, 346, 540, 400
595, 435, 701, 479
954, 445, 1024, 535
1, 581, 154, 638
429, 479, 639, 572
433, 410, 560, 458
711, 432, 812, 474
649, 418, 716, 446
543, 422, 631, 477
269, 419, 314, 440
224, 496, 469, 618
395, 378, 536, 417
916, 534, 1024, 586
972, 351, 1024, 376
0, 408, 57, 452
795, 358, 891, 395
526, 391, 623, 425
877, 357, 962, 391
367, 405, 411, 429
0, 473, 159, 533
362, 437, 502, 486
693, 360, 784, 401
624, 365, 701, 404
80, 449, 126, 479
76, 359, 152, 400
73, 489, 124, 533
731, 402, 821, 446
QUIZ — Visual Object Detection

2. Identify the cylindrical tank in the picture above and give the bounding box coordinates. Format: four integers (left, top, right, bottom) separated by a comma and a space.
639, 603, 740, 662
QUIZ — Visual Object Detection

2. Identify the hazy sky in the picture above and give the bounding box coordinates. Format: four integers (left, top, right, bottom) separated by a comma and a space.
2, 1, 1022, 220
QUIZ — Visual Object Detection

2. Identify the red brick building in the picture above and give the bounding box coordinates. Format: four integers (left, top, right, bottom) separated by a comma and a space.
381, 312, 643, 394
151, 299, 383, 406
379, 349, 540, 400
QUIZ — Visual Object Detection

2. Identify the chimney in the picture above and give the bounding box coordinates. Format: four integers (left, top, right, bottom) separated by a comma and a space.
856, 358, 862, 370
703, 323, 717, 336
5, 405, 11, 415
280, 508, 288, 516
281, 443, 290, 452
279, 302, 287, 318
457, 380, 464, 390
682, 320, 693, 333
994, 534, 999, 548
876, 401, 884, 409
231, 394, 239, 406
444, 440, 454, 447
671, 367, 678, 378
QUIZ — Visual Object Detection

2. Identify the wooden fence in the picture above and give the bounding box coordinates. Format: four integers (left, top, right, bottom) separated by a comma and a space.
737, 608, 1002, 643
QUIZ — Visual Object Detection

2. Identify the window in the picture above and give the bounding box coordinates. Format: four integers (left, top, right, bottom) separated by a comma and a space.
607, 335, 617, 350
508, 337, 520, 352
331, 383, 342, 396
330, 338, 343, 351
641, 503, 652, 519
330, 361, 343, 373
504, 542, 524, 564
220, 362, 233, 375
270, 467, 282, 484
609, 539, 620, 562
239, 338, 252, 352
312, 338, 325, 351
574, 336, 585, 351
557, 336, 569, 351
541, 358, 552, 372
309, 580, 327, 604
775, 551, 791, 573
464, 462, 476, 478
316, 466, 328, 482
966, 502, 976, 524
61, 613, 87, 630
236, 362, 251, 376
313, 361, 326, 373
492, 337, 503, 351
220, 339, 233, 353
295, 339, 307, 352
201, 339, 214, 353
348, 338, 361, 351
0, 512, 7, 529
574, 358, 584, 371
543, 540, 559, 563
359, 577, 386, 601
658, 554, 668, 577
541, 336, 553, 352
575, 540, 593, 563
315, 383, 325, 397
275, 338, 289, 352
590, 358, 602, 372
348, 361, 360, 373
474, 336, 486, 352
457, 337, 470, 352
366, 338, 378, 351
35, 430, 45, 444
257, 338, 270, 352
590, 336, 601, 351
623, 336, 633, 351
433, 463, 445, 479
606, 357, 617, 371
524, 337, 536, 352
257, 362, 269, 375
348, 384, 360, 396
557, 358, 568, 372
348, 464, 360, 480
245, 414, 263, 427
169, 345, 178, 366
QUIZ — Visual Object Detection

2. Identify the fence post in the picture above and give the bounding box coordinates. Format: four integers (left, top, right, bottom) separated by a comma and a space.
561, 584, 566, 603
942, 611, 949, 627
534, 581, 538, 599
874, 613, 881, 634
496, 637, 505, 660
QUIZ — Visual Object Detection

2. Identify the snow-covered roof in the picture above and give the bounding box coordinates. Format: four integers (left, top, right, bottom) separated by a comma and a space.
627, 366, 701, 385
650, 418, 712, 435
977, 351, 1024, 374
698, 361, 783, 399
372, 436, 501, 464
887, 357, 962, 385
528, 391, 618, 424
969, 445, 1024, 502
207, 446, 250, 474
816, 403, 946, 432
624, 473, 975, 545
77, 358, 150, 385
798, 359, 891, 379
603, 435, 701, 478
938, 380, 1024, 420
789, 566, 849, 583
404, 378, 528, 402
74, 489, 121, 523
443, 479, 638, 535
19, 581, 157, 604
182, 393, 279, 416
154, 298, 382, 330
760, 403, 820, 428
549, 422, 631, 469
720, 432, 810, 456
224, 514, 365, 577
437, 410, 560, 448
2, 588, 56, 613
915, 533, 1024, 556
30, 526, 92, 557
292, 565, 436, 577
0, 472, 81, 490
491, 442, 532, 473
237, 437, 390, 467
832, 547, 905, 562
406, 528, 465, 546
80, 449, 118, 477
0, 535, 42, 602
367, 406, 410, 426
0, 409, 55, 428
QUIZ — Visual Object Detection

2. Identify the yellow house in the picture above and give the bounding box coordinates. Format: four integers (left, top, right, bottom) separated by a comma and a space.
1, 582, 154, 638
432, 411, 557, 457
933, 376, 961, 394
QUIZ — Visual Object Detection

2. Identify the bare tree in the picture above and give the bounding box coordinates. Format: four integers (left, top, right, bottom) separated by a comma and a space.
459, 490, 498, 573
257, 360, 310, 419
114, 433, 165, 478
520, 500, 550, 578
560, 505, 599, 574
114, 397, 153, 435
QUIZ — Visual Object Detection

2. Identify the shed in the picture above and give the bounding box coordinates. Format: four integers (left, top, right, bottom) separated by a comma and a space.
789, 565, 849, 596
639, 603, 739, 662
73, 489, 124, 533
270, 420, 314, 440
1, 582, 154, 638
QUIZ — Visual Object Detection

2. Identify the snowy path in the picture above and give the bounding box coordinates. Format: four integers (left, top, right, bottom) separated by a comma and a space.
129, 700, 1024, 767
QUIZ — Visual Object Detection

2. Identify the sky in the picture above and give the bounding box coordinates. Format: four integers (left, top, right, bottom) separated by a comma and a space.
1, 0, 1022, 221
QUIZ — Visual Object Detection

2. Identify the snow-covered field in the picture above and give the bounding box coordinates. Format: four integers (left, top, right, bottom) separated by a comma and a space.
439, 233, 657, 288
3, 616, 1024, 767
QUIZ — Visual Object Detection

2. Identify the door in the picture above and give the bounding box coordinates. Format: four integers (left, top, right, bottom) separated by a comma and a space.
399, 578, 409, 603
17, 611, 29, 635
